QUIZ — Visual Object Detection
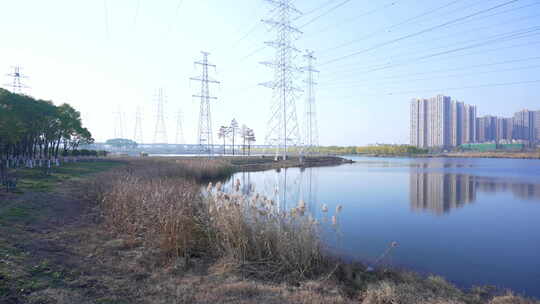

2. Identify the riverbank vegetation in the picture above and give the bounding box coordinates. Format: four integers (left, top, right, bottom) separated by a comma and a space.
81, 158, 537, 303
0, 89, 93, 161
1, 157, 537, 303
253, 145, 428, 156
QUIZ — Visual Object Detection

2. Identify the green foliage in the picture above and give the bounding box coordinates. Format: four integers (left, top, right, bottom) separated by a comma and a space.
304, 145, 428, 155
355, 145, 428, 155
0, 88, 94, 159
105, 138, 138, 148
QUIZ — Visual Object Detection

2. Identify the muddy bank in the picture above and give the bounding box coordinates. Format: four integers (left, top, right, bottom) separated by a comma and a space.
227, 156, 354, 171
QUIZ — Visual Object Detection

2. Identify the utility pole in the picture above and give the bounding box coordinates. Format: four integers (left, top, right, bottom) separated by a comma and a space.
134, 106, 143, 144
5, 66, 28, 94
190, 51, 220, 155
303, 50, 319, 154
260, 0, 303, 161
153, 88, 168, 144
175, 109, 185, 145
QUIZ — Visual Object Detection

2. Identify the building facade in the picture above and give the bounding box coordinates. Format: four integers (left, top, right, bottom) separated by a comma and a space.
476, 115, 497, 143
411, 97, 539, 148
496, 117, 513, 142
411, 95, 475, 148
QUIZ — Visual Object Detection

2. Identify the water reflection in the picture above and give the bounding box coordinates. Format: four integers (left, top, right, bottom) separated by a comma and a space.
232, 167, 540, 218
231, 168, 321, 215
410, 171, 540, 215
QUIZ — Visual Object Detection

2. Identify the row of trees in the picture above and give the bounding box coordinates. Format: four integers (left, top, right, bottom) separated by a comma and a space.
0, 88, 94, 161
316, 145, 428, 155
217, 119, 256, 156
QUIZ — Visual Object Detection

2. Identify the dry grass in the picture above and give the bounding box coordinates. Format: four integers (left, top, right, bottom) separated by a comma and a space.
85, 158, 539, 303
91, 158, 331, 279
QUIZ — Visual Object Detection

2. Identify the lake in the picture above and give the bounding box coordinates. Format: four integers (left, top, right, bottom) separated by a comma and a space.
223, 156, 540, 297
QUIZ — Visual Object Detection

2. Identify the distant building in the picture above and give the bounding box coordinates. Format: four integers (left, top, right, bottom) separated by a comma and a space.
535, 110, 540, 144
463, 104, 477, 144
410, 95, 475, 148
476, 115, 497, 143
513, 109, 536, 146
496, 117, 513, 143
411, 97, 539, 148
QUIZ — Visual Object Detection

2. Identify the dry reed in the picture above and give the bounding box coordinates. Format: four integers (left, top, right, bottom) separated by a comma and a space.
91, 158, 333, 279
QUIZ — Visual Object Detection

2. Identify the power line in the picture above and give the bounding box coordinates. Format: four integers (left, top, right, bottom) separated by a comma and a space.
321, 64, 540, 89
361, 27, 540, 74
103, 0, 110, 39
304, 1, 398, 38
299, 0, 354, 28
322, 55, 540, 86
297, 0, 342, 19
133, 0, 141, 28
166, 0, 184, 35
320, 0, 520, 66
323, 22, 540, 77
319, 0, 466, 54
331, 79, 540, 99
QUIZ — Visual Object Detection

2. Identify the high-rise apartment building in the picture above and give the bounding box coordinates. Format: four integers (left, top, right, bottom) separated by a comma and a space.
411, 95, 475, 148
411, 97, 539, 148
533, 111, 540, 144
513, 109, 536, 146
451, 101, 464, 146
463, 104, 477, 144
496, 117, 513, 142
476, 115, 497, 143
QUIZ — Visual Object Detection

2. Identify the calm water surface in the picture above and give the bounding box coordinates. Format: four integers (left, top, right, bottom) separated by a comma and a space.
224, 157, 540, 297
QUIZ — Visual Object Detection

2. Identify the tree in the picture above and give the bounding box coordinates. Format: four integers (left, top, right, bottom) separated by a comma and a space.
240, 124, 248, 156
105, 138, 137, 149
217, 126, 230, 155
229, 119, 239, 156
0, 88, 94, 161
245, 128, 256, 156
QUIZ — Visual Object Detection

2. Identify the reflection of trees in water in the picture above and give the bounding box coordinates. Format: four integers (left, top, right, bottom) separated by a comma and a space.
410, 170, 540, 215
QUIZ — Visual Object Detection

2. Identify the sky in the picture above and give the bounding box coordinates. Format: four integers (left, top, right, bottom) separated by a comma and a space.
1, 0, 539, 146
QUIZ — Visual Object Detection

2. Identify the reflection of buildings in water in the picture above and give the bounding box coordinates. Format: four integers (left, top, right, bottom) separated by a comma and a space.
410, 171, 540, 215
410, 172, 476, 215
475, 177, 540, 201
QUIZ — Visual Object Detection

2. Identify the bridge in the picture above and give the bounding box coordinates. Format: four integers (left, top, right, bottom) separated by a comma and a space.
82, 143, 272, 155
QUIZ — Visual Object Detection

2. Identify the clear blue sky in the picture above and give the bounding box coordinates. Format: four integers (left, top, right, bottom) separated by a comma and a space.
1, 0, 539, 145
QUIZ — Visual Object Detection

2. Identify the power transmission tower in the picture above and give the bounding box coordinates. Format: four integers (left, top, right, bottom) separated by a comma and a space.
134, 106, 144, 144
153, 88, 168, 144
5, 66, 28, 94
260, 0, 303, 160
190, 51, 219, 155
303, 50, 319, 154
113, 106, 125, 139
175, 109, 185, 145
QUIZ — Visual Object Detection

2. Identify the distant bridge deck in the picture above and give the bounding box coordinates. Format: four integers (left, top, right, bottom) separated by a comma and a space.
82, 143, 273, 154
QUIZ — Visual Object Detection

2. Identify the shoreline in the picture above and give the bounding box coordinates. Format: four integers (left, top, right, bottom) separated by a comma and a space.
346, 152, 540, 160
227, 155, 354, 171
2, 159, 538, 303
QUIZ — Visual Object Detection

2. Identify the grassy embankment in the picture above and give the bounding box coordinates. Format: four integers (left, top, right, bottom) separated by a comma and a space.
1, 158, 538, 303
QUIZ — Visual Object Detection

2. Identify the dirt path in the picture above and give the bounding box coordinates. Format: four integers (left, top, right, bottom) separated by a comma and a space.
0, 164, 351, 304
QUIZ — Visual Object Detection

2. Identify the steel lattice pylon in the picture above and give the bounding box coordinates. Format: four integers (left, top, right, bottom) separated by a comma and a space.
260, 0, 303, 160
5, 66, 28, 94
175, 109, 185, 145
114, 106, 124, 139
134, 106, 143, 144
191, 51, 219, 155
153, 88, 168, 144
303, 50, 319, 154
